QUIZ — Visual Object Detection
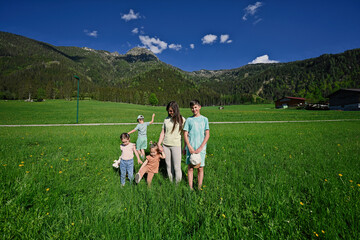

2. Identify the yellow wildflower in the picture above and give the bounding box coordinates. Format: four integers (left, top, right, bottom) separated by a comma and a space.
324, 179, 328, 182
300, 202, 304, 206
46, 212, 49, 215
59, 171, 63, 174
222, 214, 226, 218
26, 171, 30, 173
46, 188, 50, 191
349, 180, 353, 183
339, 174, 343, 177
71, 222, 75, 226
322, 230, 325, 234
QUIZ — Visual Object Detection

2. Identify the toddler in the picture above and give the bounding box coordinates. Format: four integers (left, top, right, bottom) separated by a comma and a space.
134, 142, 166, 186
118, 133, 142, 186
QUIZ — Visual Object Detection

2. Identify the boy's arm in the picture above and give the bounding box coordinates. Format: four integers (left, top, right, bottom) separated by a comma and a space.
184, 131, 195, 154
194, 130, 210, 154
128, 129, 136, 135
149, 113, 155, 125
133, 145, 142, 164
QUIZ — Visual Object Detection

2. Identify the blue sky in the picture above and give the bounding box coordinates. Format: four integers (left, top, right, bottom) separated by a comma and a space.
1, 0, 360, 72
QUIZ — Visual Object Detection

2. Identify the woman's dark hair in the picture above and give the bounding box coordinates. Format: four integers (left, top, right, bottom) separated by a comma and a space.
120, 133, 130, 140
166, 101, 183, 133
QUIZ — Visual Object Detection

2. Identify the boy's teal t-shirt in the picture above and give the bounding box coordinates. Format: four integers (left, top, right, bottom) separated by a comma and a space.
183, 115, 209, 153
135, 122, 150, 137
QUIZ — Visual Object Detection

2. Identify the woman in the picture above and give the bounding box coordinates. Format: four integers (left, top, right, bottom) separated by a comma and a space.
158, 101, 185, 183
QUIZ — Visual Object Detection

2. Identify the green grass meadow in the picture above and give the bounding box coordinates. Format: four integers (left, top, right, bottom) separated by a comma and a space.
1, 100, 360, 239
1, 100, 360, 125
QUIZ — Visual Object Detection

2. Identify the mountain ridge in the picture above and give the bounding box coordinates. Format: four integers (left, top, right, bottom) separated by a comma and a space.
1, 31, 359, 106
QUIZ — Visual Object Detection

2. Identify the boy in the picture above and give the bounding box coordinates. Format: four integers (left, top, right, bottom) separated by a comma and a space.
128, 113, 155, 159
183, 100, 210, 190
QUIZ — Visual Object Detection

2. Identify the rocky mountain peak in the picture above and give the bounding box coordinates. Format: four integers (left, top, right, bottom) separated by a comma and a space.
126, 47, 156, 57
119, 47, 159, 62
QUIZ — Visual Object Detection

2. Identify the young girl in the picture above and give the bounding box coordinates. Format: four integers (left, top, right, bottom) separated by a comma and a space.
128, 113, 155, 160
119, 133, 142, 186
157, 101, 185, 183
134, 142, 166, 186
184, 100, 210, 190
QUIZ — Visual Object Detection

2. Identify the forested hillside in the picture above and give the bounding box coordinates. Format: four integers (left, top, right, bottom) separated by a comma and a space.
1, 31, 359, 106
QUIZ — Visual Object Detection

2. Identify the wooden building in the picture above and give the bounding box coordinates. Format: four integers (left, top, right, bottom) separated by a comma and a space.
327, 88, 360, 111
275, 97, 306, 109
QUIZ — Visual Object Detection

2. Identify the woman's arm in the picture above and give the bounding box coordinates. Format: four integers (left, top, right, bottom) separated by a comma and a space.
194, 130, 210, 154
157, 128, 165, 152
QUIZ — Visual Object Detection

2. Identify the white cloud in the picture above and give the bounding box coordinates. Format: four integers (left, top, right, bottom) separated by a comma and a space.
249, 55, 279, 64
139, 35, 167, 54
121, 9, 140, 21
220, 34, 229, 43
202, 34, 217, 44
190, 44, 195, 49
220, 34, 232, 44
84, 30, 98, 38
242, 2, 263, 21
169, 44, 182, 51
132, 28, 139, 34
253, 18, 262, 25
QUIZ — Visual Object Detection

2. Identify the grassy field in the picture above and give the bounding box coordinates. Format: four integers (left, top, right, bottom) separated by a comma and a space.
1, 101, 360, 239
1, 100, 360, 125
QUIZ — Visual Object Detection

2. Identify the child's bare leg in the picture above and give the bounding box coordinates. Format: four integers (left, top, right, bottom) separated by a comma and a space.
139, 160, 148, 173
137, 150, 142, 158
147, 172, 154, 186
187, 165, 194, 190
141, 149, 145, 157
135, 160, 148, 183
197, 167, 204, 189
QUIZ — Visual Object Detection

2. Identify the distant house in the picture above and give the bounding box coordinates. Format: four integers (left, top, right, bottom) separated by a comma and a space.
275, 97, 306, 109
327, 88, 360, 111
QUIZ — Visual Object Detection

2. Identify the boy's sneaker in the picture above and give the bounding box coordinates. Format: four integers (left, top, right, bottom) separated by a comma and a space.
135, 173, 141, 184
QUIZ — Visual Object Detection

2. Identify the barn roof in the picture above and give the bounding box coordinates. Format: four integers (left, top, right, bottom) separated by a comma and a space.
276, 96, 306, 101
327, 88, 360, 98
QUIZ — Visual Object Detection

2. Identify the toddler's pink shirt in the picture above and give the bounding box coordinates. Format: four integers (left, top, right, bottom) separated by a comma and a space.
120, 143, 135, 160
